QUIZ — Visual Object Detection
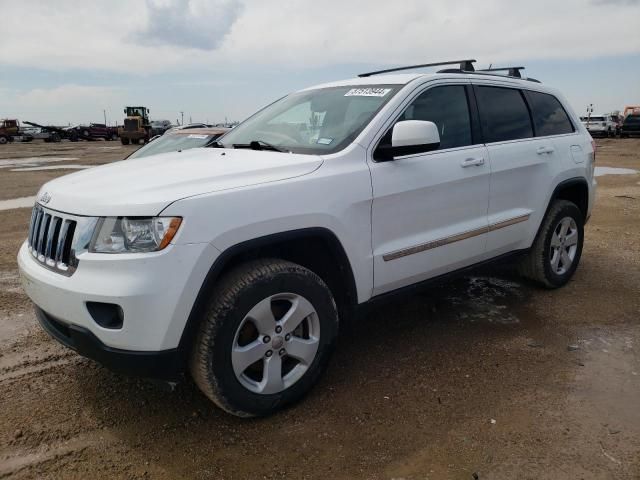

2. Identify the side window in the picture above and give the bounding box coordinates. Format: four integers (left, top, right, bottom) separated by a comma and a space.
526, 91, 575, 136
398, 85, 472, 150
475, 86, 533, 143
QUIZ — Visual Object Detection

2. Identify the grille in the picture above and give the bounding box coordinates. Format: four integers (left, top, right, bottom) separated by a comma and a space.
124, 119, 138, 132
27, 205, 78, 275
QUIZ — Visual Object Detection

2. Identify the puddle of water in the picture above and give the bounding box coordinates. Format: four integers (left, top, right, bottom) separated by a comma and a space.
594, 167, 638, 177
442, 276, 524, 325
0, 196, 36, 211
10, 164, 93, 172
0, 157, 79, 169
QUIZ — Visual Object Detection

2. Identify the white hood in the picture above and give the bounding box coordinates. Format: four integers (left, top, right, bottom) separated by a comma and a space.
37, 148, 323, 216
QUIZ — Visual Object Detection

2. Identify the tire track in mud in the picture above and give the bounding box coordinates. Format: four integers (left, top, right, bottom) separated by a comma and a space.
0, 431, 118, 479
0, 351, 81, 384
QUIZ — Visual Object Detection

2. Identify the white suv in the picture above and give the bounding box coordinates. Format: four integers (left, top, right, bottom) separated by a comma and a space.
18, 60, 596, 417
580, 114, 616, 137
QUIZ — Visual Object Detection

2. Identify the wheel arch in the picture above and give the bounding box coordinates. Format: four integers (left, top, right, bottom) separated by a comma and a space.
548, 177, 590, 222
177, 227, 358, 362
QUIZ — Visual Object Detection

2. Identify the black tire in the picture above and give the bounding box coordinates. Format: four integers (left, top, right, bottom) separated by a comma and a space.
0, 135, 8, 145
518, 200, 584, 288
120, 137, 130, 145
190, 259, 339, 417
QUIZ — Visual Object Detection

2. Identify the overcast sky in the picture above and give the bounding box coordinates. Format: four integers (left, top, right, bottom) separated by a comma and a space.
1, 0, 639, 125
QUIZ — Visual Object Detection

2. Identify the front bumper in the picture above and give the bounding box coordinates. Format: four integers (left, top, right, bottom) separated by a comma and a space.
18, 239, 212, 353
36, 307, 181, 380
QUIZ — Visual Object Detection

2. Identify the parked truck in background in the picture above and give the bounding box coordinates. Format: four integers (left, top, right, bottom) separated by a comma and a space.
0, 119, 21, 144
118, 106, 152, 145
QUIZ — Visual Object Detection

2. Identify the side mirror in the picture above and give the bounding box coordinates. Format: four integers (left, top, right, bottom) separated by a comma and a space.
123, 109, 126, 114
376, 120, 440, 161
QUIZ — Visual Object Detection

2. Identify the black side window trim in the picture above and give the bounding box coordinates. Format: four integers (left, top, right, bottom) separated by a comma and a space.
522, 89, 537, 137
522, 89, 576, 137
465, 84, 483, 145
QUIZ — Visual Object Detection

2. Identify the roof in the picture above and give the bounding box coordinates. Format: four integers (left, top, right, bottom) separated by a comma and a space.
303, 71, 537, 92
167, 127, 230, 136
301, 73, 426, 91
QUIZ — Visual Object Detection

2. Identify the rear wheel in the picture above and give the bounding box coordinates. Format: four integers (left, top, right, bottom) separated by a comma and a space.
120, 137, 130, 145
518, 200, 584, 288
0, 136, 8, 145
190, 259, 339, 417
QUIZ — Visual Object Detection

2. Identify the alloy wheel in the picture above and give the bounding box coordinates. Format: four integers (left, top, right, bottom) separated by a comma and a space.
231, 293, 320, 394
549, 216, 579, 275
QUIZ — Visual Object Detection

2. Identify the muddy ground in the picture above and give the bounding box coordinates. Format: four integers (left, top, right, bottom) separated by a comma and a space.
0, 139, 638, 479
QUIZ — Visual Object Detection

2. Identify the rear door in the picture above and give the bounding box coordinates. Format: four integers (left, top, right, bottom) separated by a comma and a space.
369, 83, 490, 295
473, 84, 563, 255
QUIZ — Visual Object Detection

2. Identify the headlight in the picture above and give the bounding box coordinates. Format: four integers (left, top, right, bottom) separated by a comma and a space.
90, 217, 182, 253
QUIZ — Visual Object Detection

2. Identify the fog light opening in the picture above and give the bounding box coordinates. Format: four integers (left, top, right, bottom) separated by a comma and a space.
86, 302, 124, 330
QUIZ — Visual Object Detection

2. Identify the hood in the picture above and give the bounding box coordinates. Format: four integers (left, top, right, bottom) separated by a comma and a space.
38, 148, 323, 216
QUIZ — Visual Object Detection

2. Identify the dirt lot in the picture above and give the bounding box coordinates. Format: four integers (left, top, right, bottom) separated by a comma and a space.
0, 139, 638, 479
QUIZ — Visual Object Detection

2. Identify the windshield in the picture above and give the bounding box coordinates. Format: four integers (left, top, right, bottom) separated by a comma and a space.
126, 107, 146, 117
127, 133, 218, 160
219, 85, 400, 155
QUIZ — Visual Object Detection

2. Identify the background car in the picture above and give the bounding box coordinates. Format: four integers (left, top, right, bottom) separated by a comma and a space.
580, 115, 615, 137
150, 120, 173, 136
125, 127, 230, 159
620, 114, 640, 137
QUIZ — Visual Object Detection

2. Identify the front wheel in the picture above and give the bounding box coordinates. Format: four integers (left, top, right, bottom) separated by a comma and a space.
518, 200, 584, 288
190, 259, 339, 417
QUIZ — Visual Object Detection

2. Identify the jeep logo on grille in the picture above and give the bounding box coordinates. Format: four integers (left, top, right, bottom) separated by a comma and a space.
39, 192, 51, 204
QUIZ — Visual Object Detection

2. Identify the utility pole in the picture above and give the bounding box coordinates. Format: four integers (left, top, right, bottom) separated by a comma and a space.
103, 109, 107, 125
180, 111, 184, 126
586, 104, 593, 128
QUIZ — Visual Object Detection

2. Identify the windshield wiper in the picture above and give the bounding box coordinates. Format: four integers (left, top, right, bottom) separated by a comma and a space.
233, 140, 288, 153
207, 140, 224, 148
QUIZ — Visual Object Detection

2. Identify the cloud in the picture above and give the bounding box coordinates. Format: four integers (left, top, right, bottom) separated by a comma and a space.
133, 0, 242, 50
3, 85, 126, 125
1, 0, 639, 75
592, 0, 639, 4
220, 0, 640, 67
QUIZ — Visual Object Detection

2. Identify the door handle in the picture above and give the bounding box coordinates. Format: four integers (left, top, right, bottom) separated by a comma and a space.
537, 146, 555, 155
461, 157, 485, 167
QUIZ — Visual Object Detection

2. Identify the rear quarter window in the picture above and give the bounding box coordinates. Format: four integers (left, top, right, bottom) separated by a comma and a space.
474, 86, 533, 143
525, 91, 575, 136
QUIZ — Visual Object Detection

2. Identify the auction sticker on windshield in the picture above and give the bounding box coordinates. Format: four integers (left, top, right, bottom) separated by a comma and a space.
344, 88, 391, 97
187, 134, 209, 139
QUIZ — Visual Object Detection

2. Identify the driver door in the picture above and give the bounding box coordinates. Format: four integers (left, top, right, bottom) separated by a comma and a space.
368, 83, 490, 295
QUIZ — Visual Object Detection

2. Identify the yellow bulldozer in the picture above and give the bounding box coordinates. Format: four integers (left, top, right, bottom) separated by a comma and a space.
118, 106, 152, 145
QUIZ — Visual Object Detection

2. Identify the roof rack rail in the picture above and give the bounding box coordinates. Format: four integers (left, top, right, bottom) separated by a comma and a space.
358, 59, 476, 78
477, 66, 525, 78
